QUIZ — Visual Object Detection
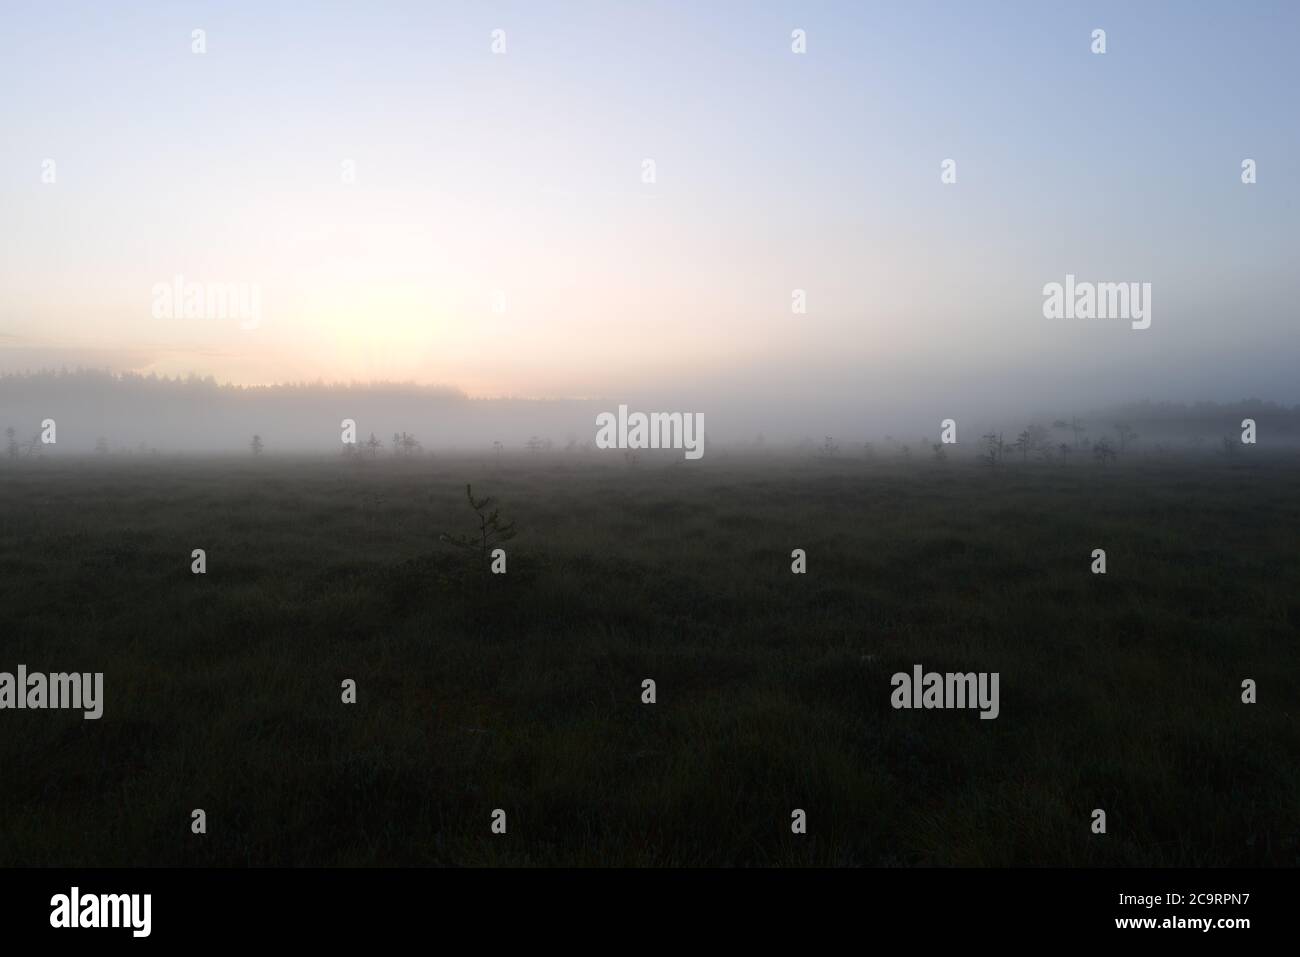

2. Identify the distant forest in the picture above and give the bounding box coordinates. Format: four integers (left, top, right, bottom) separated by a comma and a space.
0, 368, 467, 401
0, 368, 578, 453
1, 369, 1298, 454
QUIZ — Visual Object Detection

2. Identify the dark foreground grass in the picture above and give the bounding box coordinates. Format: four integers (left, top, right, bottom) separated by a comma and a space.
0, 452, 1297, 866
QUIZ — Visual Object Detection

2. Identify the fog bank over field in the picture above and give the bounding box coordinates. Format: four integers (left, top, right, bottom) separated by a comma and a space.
4, 2, 1298, 453
2, 370, 1298, 455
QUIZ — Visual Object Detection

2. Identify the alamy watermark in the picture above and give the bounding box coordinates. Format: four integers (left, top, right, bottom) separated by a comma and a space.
0, 665, 103, 719
891, 664, 1000, 720
151, 274, 261, 329
595, 404, 704, 460
1042, 274, 1150, 330
50, 887, 150, 937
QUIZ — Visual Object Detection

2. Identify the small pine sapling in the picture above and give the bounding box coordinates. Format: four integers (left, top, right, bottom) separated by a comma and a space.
440, 483, 517, 567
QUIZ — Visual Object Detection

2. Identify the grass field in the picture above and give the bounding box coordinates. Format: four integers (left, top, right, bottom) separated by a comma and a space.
1, 451, 1297, 866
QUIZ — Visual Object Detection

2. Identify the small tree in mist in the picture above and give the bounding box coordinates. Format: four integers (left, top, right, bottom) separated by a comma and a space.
1093, 438, 1117, 464
250, 434, 264, 456
819, 436, 839, 458
1012, 424, 1050, 462
1058, 442, 1073, 464
95, 437, 109, 455
979, 432, 1006, 468
365, 432, 383, 457
396, 432, 422, 457
5, 428, 17, 459
1114, 422, 1138, 453
440, 484, 517, 568
931, 442, 947, 463
1220, 435, 1238, 458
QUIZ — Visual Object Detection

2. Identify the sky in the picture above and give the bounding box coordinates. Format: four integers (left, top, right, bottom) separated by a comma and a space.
1, 0, 1297, 419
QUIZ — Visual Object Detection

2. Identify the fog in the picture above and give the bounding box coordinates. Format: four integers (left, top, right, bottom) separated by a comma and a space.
3, 368, 1297, 456
3, 3, 1298, 454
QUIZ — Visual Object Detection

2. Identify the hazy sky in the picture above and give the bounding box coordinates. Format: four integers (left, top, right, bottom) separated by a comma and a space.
2, 1, 1297, 412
